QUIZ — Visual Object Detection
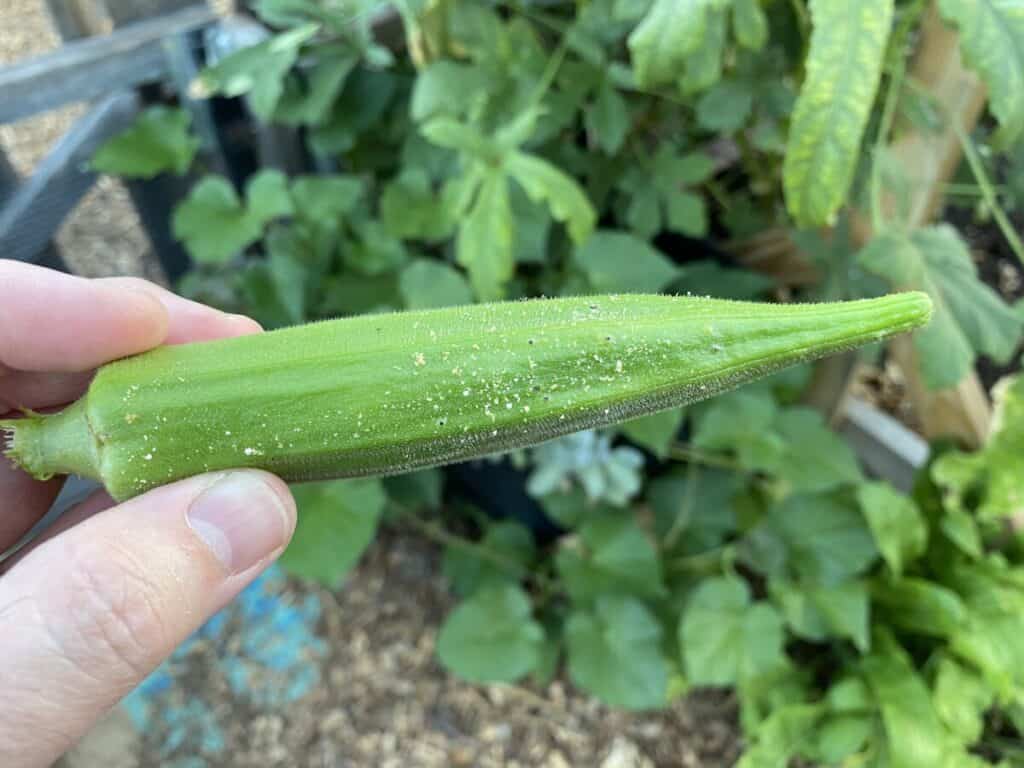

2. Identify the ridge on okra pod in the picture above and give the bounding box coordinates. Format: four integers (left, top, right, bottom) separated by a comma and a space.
1, 291, 932, 501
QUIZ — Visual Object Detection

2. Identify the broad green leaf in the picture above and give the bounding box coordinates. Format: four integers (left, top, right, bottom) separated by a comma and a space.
505, 152, 597, 244
556, 513, 665, 602
196, 24, 319, 120
858, 481, 927, 576
410, 60, 490, 122
647, 466, 740, 549
692, 388, 784, 472
870, 577, 966, 637
437, 584, 544, 683
773, 580, 870, 651
457, 170, 514, 300
783, 0, 894, 227
399, 259, 473, 309
681, 576, 786, 686
680, 8, 727, 93
421, 117, 496, 159
380, 169, 454, 242
246, 169, 294, 223
309, 68, 397, 155
290, 175, 362, 230
938, 0, 1024, 145
572, 231, 679, 293
274, 45, 356, 126
862, 632, 946, 768
696, 79, 755, 133
774, 407, 863, 493
941, 508, 984, 558
280, 478, 386, 586
736, 705, 823, 768
933, 655, 993, 744
859, 226, 1023, 389
92, 106, 199, 178
345, 221, 409, 276
566, 595, 669, 710
172, 176, 264, 264
743, 493, 877, 586
442, 520, 536, 597
814, 714, 873, 765
933, 374, 1024, 522
732, 0, 768, 50
628, 0, 716, 88
586, 80, 631, 154
620, 407, 684, 459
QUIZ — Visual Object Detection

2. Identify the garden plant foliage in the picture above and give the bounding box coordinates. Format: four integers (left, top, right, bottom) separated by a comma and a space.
94, 1, 1024, 764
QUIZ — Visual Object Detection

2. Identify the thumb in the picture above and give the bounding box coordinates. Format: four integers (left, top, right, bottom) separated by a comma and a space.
0, 471, 296, 768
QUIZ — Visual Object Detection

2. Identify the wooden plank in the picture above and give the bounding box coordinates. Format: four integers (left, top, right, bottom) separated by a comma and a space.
0, 4, 216, 124
45, 0, 111, 40
0, 150, 67, 272
0, 92, 139, 264
102, 0, 200, 26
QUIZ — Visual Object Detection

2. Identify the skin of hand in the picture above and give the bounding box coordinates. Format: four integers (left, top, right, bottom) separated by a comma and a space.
0, 262, 297, 767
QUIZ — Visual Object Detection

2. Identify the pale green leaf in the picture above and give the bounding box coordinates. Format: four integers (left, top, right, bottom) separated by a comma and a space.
457, 170, 514, 301
92, 106, 199, 178
858, 481, 927, 576
280, 478, 386, 586
783, 0, 894, 227
442, 520, 536, 597
437, 584, 544, 683
196, 24, 319, 120
736, 705, 823, 768
732, 0, 768, 50
505, 151, 596, 244
380, 169, 454, 242
870, 577, 967, 637
859, 226, 1023, 389
555, 513, 665, 602
172, 176, 264, 264
620, 407, 684, 459
933, 655, 994, 744
938, 0, 1024, 145
573, 230, 679, 293
627, 0, 716, 88
774, 407, 863, 493
862, 633, 946, 768
246, 169, 294, 224
773, 580, 870, 651
681, 576, 786, 686
399, 259, 473, 309
290, 175, 363, 228
566, 595, 669, 710
680, 8, 727, 94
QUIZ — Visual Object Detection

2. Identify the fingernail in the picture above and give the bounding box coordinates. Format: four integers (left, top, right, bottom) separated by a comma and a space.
186, 473, 290, 573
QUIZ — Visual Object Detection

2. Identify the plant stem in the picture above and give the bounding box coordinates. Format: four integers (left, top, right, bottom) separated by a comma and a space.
951, 118, 1024, 265
668, 443, 745, 472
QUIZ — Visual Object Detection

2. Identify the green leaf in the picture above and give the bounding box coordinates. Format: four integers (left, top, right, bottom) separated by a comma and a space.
280, 478, 386, 586
172, 176, 264, 264
505, 151, 596, 244
556, 513, 665, 602
870, 578, 967, 637
744, 493, 878, 586
274, 45, 356, 126
437, 584, 544, 683
92, 106, 199, 178
673, 260, 774, 300
246, 169, 294, 223
862, 632, 946, 768
290, 175, 363, 229
442, 520, 536, 597
265, 227, 307, 324
737, 705, 823, 768
573, 230, 679, 293
933, 655, 994, 744
308, 68, 397, 155
196, 24, 319, 120
410, 60, 489, 122
399, 259, 473, 310
457, 170, 514, 301
566, 595, 669, 710
681, 576, 786, 686
586, 80, 631, 154
858, 481, 927, 576
783, 0, 894, 227
696, 79, 755, 133
648, 466, 740, 549
628, 0, 716, 88
620, 407, 684, 459
773, 580, 870, 651
382, 468, 444, 511
774, 407, 863, 493
859, 226, 1023, 389
938, 0, 1024, 145
732, 0, 768, 50
380, 170, 454, 242
692, 389, 784, 472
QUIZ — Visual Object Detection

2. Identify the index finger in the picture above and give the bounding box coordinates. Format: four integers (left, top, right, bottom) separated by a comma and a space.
0, 261, 168, 373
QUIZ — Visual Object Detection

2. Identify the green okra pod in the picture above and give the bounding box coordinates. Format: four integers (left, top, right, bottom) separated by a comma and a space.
2, 292, 931, 501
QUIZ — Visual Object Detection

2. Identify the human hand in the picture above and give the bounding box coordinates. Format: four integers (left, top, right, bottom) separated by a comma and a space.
0, 262, 297, 767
